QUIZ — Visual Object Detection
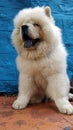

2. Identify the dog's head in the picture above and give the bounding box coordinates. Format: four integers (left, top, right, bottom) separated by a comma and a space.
12, 7, 60, 59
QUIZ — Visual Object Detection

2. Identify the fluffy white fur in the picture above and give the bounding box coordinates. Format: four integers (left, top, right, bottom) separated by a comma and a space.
12, 6, 73, 114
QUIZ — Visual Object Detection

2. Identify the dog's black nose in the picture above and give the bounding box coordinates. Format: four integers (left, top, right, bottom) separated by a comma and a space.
21, 25, 28, 32
21, 25, 29, 41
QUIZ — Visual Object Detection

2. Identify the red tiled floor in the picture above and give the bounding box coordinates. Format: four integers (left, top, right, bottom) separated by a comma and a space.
0, 96, 73, 130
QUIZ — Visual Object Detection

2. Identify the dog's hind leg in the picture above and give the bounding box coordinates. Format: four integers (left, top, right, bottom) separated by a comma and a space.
30, 95, 43, 104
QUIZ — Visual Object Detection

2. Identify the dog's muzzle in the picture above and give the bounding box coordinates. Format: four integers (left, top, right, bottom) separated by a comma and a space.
21, 25, 40, 48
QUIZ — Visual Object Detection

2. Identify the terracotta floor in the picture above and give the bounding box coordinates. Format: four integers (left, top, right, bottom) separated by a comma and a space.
0, 96, 73, 130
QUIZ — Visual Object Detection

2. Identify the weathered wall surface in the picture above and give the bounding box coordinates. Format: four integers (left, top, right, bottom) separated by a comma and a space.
0, 0, 73, 93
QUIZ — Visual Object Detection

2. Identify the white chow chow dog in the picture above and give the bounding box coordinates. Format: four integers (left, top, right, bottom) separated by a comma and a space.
12, 6, 73, 114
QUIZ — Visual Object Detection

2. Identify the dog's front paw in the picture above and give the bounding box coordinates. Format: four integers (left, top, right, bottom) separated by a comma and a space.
58, 104, 73, 114
55, 98, 73, 114
12, 99, 27, 110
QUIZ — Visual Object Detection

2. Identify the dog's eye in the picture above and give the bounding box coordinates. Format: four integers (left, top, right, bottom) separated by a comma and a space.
33, 23, 39, 27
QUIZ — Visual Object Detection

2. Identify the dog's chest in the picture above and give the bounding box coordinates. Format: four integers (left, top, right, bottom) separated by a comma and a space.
17, 56, 57, 86
18, 57, 48, 88
26, 59, 48, 88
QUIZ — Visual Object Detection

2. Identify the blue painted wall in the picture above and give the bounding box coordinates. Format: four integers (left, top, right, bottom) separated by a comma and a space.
0, 0, 73, 93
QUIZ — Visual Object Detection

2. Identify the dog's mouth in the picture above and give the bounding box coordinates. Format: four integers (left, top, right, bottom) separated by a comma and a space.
22, 33, 40, 48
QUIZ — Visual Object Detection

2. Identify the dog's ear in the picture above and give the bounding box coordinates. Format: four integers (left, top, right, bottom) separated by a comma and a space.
44, 6, 51, 17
